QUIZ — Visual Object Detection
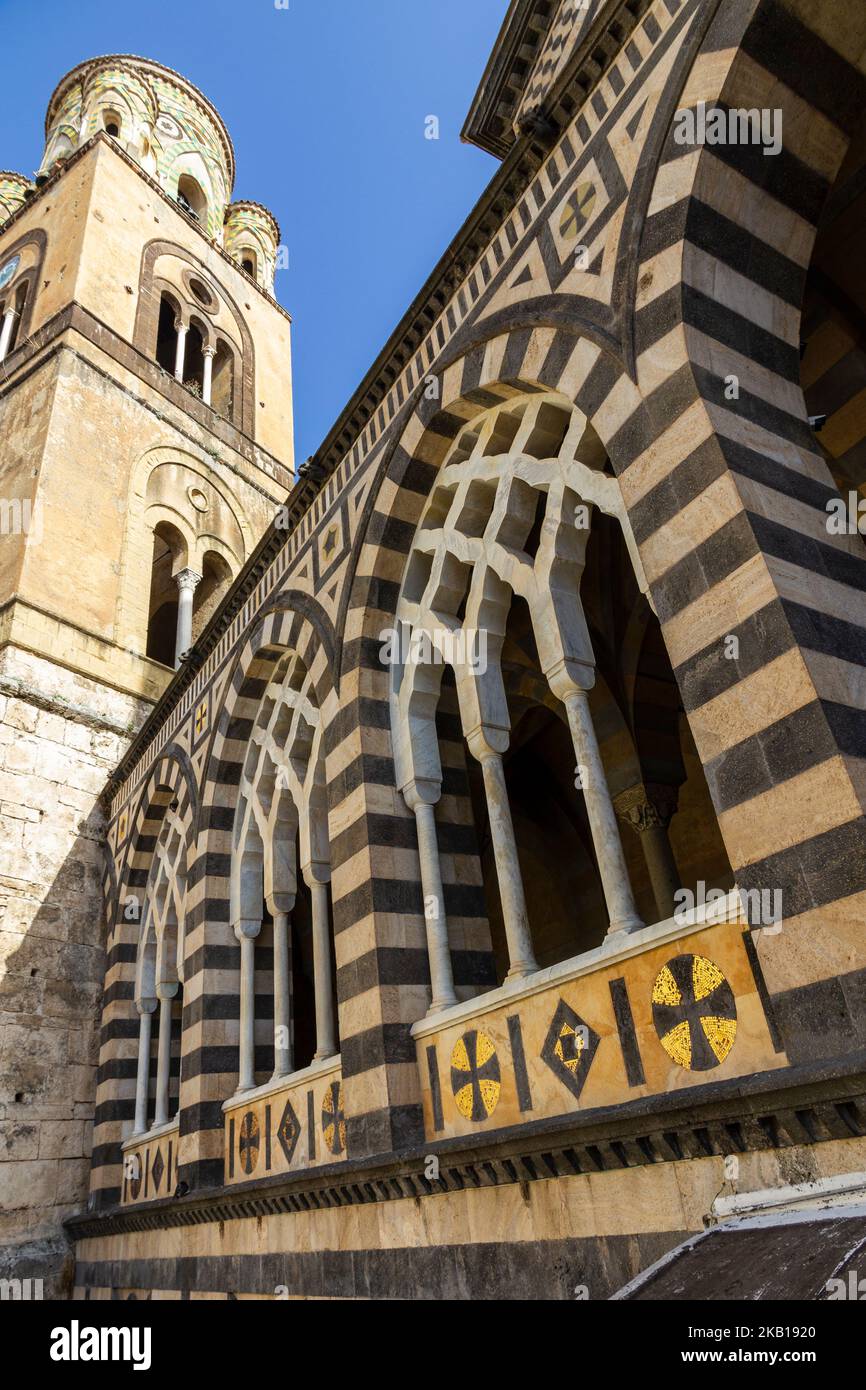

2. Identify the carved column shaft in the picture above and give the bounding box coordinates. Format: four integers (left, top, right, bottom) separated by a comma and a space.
132, 1001, 156, 1136
563, 690, 643, 934
0, 306, 17, 362
174, 568, 202, 668
614, 782, 680, 923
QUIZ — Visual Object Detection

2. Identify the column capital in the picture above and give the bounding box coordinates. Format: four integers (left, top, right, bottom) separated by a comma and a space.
135, 997, 157, 1016
464, 723, 510, 763
233, 917, 262, 942
613, 782, 679, 834
202, 344, 217, 359
544, 656, 596, 703
156, 981, 179, 1002
174, 567, 202, 593
402, 777, 441, 812
266, 893, 295, 917
301, 860, 331, 888
174, 317, 188, 334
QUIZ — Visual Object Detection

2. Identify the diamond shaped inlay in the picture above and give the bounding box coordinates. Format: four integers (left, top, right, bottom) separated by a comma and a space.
277, 1097, 301, 1166
151, 1145, 165, 1193
540, 998, 599, 1102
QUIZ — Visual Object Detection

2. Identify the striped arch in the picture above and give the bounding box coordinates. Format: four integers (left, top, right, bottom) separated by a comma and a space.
90, 753, 196, 1210
179, 597, 337, 1189
623, 0, 866, 1060
332, 325, 657, 1158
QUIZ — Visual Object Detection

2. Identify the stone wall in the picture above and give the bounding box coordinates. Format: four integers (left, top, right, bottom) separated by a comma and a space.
71, 1132, 866, 1300
0, 645, 147, 1297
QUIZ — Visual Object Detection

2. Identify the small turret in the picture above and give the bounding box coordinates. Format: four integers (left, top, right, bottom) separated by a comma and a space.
224, 201, 281, 294
0, 172, 34, 223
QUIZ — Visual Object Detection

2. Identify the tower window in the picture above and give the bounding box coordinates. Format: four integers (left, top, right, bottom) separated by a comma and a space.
177, 175, 208, 226
146, 522, 185, 667
237, 247, 258, 279
155, 294, 180, 374
211, 339, 236, 420
103, 111, 122, 138
182, 321, 206, 397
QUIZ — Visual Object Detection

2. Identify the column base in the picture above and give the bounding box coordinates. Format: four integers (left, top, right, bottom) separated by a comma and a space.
607, 914, 644, 934
504, 960, 538, 982
426, 994, 458, 1017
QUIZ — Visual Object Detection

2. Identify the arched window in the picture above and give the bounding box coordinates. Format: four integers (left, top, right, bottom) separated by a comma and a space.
239, 249, 257, 279
210, 339, 235, 419
103, 110, 122, 138
182, 319, 206, 397
131, 799, 188, 1136
191, 550, 233, 641
230, 651, 338, 1093
145, 520, 185, 667
155, 293, 180, 374
176, 175, 207, 225
0, 281, 27, 361
391, 393, 733, 1008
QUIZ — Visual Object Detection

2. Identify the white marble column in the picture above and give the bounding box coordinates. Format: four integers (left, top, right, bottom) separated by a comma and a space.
304, 867, 337, 1061
269, 896, 294, 1079
234, 918, 262, 1092
173, 320, 188, 381
202, 345, 216, 406
561, 687, 643, 934
0, 306, 18, 363
467, 730, 538, 980
132, 999, 156, 1136
153, 982, 178, 1127
173, 567, 202, 668
403, 779, 457, 1014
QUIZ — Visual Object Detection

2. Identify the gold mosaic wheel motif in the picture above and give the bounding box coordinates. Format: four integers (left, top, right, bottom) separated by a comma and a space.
322, 1081, 346, 1156
450, 1029, 501, 1121
651, 954, 737, 1071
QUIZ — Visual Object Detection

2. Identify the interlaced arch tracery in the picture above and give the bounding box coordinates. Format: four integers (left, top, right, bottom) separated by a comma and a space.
230, 648, 336, 1091
391, 391, 663, 1008
132, 800, 188, 1136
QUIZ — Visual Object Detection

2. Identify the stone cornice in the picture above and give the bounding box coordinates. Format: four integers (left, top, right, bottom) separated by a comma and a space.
66, 1052, 866, 1241
462, 0, 651, 159
462, 0, 557, 159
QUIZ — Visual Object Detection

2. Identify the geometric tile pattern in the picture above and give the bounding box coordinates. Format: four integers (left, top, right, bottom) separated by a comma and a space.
540, 998, 600, 1103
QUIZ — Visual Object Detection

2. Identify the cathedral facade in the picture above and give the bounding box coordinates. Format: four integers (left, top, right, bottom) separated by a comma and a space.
2, 0, 866, 1301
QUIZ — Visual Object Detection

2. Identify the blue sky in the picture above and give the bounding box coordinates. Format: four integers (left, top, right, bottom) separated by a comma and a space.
0, 0, 505, 462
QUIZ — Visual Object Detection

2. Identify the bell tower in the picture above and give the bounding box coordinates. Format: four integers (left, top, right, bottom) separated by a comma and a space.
0, 56, 293, 1292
